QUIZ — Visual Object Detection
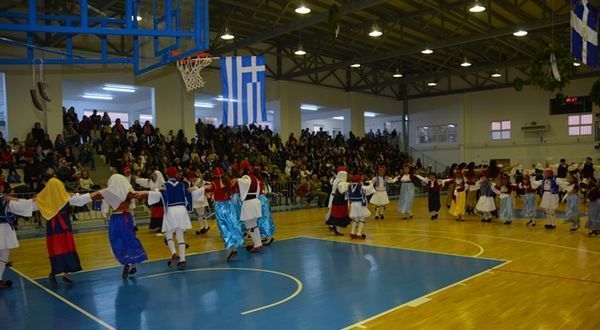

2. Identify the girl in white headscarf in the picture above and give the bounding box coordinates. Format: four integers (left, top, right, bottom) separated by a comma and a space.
326, 168, 351, 236
136, 170, 165, 233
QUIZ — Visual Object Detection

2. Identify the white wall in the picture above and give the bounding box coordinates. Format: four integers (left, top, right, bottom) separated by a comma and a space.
408, 77, 600, 167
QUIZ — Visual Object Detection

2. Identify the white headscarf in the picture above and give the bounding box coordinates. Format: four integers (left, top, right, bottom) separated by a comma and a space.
102, 174, 133, 209
150, 170, 165, 190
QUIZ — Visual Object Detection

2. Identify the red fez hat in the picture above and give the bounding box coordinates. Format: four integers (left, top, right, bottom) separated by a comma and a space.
353, 174, 362, 183
166, 167, 178, 178
212, 167, 225, 177
337, 166, 346, 172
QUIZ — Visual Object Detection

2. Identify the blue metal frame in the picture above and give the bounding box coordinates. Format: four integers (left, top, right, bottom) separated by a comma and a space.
0, 0, 209, 75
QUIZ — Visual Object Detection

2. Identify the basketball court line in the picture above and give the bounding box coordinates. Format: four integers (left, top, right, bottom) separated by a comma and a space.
296, 235, 505, 262
341, 260, 512, 330
32, 236, 301, 280
9, 266, 116, 330
137, 267, 304, 315
494, 268, 600, 285
367, 232, 485, 257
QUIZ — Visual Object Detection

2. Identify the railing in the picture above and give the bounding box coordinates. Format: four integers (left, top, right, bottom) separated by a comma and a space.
408, 146, 449, 175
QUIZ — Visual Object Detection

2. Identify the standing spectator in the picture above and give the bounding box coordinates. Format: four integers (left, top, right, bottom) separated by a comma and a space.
78, 116, 92, 143
308, 174, 328, 207
112, 118, 125, 134
31, 122, 45, 144
63, 122, 80, 147
101, 112, 112, 127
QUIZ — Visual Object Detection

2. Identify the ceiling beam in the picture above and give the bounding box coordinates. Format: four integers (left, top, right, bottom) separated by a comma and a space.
282, 14, 569, 79
213, 0, 388, 54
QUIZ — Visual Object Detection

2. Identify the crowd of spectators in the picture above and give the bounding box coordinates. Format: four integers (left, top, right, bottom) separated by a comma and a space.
1, 106, 410, 206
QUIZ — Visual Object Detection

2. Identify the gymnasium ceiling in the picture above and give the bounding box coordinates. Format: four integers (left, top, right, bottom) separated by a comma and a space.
1, 0, 598, 99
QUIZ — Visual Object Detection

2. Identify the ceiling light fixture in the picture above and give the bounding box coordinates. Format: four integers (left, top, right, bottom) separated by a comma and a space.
294, 43, 306, 56
215, 95, 238, 102
220, 27, 234, 40
364, 112, 376, 117
421, 48, 434, 55
102, 85, 136, 93
393, 72, 403, 78
427, 81, 437, 87
350, 63, 361, 68
300, 104, 319, 111
468, 2, 486, 13
332, 116, 344, 120
513, 29, 528, 37
194, 102, 215, 108
369, 24, 383, 37
460, 57, 472, 67
82, 94, 113, 100
491, 70, 502, 78
573, 61, 581, 67
295, 3, 311, 14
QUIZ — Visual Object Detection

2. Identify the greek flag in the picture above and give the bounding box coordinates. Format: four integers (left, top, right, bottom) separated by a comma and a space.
220, 56, 267, 126
571, 0, 598, 67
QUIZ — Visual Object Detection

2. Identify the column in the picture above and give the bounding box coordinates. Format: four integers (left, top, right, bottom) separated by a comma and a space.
277, 80, 301, 139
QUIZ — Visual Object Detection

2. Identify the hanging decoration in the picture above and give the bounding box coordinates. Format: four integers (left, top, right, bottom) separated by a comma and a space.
328, 4, 340, 38
530, 44, 577, 92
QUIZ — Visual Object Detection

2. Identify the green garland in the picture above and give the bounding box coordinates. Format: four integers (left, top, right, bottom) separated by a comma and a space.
530, 44, 577, 92
590, 78, 600, 107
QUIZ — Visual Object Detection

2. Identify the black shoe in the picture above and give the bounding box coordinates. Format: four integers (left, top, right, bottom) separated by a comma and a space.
134, 226, 138, 232
177, 261, 187, 270
263, 237, 274, 246
245, 245, 254, 251
49, 273, 57, 287
129, 267, 137, 275
545, 224, 556, 229
185, 243, 189, 249
481, 218, 486, 222
62, 275, 73, 284
434, 214, 439, 219
504, 221, 512, 225
375, 215, 380, 220
5, 262, 11, 267
0, 280, 13, 288
430, 215, 435, 220
167, 254, 180, 268
122, 264, 130, 280
380, 215, 384, 219
569, 225, 580, 232
226, 250, 237, 261
526, 219, 533, 226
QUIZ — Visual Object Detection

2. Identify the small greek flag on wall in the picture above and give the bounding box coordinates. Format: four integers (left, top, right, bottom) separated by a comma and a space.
571, 0, 598, 68
221, 56, 267, 126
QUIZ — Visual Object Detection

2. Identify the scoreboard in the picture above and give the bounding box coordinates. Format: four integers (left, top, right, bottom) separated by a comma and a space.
549, 96, 592, 115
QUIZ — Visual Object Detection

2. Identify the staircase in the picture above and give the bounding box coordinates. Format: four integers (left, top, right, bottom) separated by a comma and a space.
89, 154, 115, 186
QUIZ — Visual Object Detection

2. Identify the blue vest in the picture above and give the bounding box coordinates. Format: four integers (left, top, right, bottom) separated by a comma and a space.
0, 196, 16, 224
161, 180, 189, 208
541, 179, 559, 194
349, 184, 367, 205
375, 176, 389, 192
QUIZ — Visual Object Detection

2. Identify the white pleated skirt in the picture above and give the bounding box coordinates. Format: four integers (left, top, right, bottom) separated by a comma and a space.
0, 223, 19, 249
349, 202, 371, 218
241, 199, 262, 221
370, 191, 390, 205
162, 205, 193, 232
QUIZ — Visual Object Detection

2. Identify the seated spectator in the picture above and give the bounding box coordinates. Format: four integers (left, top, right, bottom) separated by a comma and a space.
63, 121, 80, 147
78, 143, 95, 170
308, 174, 328, 207
78, 170, 94, 192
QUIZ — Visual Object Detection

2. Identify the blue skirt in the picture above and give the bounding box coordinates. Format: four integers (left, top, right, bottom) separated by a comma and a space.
521, 193, 537, 218
499, 197, 513, 221
108, 213, 148, 265
396, 182, 415, 213
564, 194, 580, 223
214, 200, 245, 249
257, 195, 275, 238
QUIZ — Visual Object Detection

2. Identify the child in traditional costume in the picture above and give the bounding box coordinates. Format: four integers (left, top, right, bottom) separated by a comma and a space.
559, 175, 581, 232
369, 167, 398, 220
584, 179, 600, 236
326, 168, 351, 236
416, 173, 449, 220
532, 169, 560, 229
135, 170, 165, 233
396, 165, 419, 219
449, 172, 469, 221
519, 174, 539, 226
209, 167, 244, 261
188, 171, 210, 235
97, 174, 148, 279
35, 178, 94, 286
236, 172, 264, 252
492, 174, 517, 224
348, 174, 375, 239
475, 174, 496, 222
0, 182, 35, 288
147, 167, 208, 269
254, 167, 275, 246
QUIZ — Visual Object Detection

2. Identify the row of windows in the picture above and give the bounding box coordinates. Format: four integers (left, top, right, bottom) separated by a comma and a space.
418, 114, 594, 144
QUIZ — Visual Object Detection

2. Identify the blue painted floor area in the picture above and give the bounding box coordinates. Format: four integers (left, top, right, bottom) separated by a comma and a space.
1, 237, 504, 330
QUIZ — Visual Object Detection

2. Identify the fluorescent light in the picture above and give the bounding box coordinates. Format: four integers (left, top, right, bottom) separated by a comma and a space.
393, 72, 403, 78
194, 102, 215, 108
333, 116, 344, 120
491, 71, 502, 78
102, 86, 135, 93
350, 63, 361, 68
448, 124, 455, 128
221, 27, 234, 40
300, 104, 319, 111
82, 94, 113, 100
104, 83, 134, 89
295, 4, 311, 14
364, 112, 376, 117
573, 62, 581, 67
215, 95, 238, 102
421, 48, 433, 55
513, 29, 528, 37
460, 60, 472, 67
427, 82, 437, 87
369, 25, 383, 37
267, 110, 274, 114
468, 2, 486, 13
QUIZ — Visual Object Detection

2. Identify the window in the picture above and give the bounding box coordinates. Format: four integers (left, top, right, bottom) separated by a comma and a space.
139, 114, 153, 124
313, 125, 323, 132
417, 124, 457, 144
491, 120, 511, 140
568, 114, 593, 136
0, 73, 7, 138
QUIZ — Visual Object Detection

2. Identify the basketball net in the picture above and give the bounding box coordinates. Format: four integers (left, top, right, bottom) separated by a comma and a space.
176, 53, 213, 92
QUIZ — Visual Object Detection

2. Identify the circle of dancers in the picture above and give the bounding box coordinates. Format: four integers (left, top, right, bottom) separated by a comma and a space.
0, 164, 275, 289
325, 159, 600, 238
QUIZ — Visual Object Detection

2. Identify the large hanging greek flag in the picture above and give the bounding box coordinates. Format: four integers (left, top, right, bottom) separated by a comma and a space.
221, 56, 267, 126
571, 0, 598, 68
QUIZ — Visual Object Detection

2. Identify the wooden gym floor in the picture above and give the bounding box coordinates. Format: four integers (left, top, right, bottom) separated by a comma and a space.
8, 196, 600, 329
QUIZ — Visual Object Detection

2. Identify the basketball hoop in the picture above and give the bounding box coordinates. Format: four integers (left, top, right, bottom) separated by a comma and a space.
174, 51, 213, 92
